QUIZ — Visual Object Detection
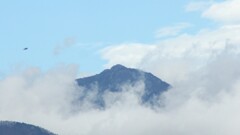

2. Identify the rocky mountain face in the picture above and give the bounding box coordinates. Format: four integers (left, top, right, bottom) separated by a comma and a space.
76, 64, 170, 107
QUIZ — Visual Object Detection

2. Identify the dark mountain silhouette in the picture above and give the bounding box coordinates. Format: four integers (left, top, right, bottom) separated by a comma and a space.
0, 121, 56, 135
76, 64, 170, 106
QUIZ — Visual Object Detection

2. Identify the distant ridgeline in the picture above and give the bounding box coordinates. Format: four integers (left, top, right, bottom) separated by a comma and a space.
76, 64, 170, 107
0, 121, 56, 135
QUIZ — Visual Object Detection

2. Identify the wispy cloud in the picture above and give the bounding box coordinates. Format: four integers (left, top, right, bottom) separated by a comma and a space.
185, 1, 213, 12
53, 37, 77, 55
155, 23, 192, 38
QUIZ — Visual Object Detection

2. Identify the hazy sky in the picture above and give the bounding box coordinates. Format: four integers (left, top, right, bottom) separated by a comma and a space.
0, 0, 216, 75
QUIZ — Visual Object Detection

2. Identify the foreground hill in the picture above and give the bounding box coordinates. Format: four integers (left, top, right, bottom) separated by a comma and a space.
0, 121, 56, 135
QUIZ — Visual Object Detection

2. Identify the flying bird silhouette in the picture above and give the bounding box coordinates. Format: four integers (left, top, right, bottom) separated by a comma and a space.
23, 48, 28, 50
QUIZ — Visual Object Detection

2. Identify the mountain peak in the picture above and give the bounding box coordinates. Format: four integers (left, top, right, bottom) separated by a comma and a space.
76, 65, 170, 107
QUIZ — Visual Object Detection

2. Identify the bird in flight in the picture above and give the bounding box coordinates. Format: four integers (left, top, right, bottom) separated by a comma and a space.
23, 48, 28, 50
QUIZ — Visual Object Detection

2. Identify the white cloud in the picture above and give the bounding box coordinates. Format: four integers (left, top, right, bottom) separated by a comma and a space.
201, 0, 240, 24
155, 23, 192, 38
96, 6, 240, 133
2, 54, 240, 135
102, 25, 240, 84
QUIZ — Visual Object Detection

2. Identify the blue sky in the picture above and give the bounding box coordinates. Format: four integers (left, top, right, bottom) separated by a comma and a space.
0, 0, 215, 76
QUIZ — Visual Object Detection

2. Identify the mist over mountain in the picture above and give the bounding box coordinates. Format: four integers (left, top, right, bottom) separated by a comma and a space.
76, 64, 170, 107
0, 121, 56, 135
